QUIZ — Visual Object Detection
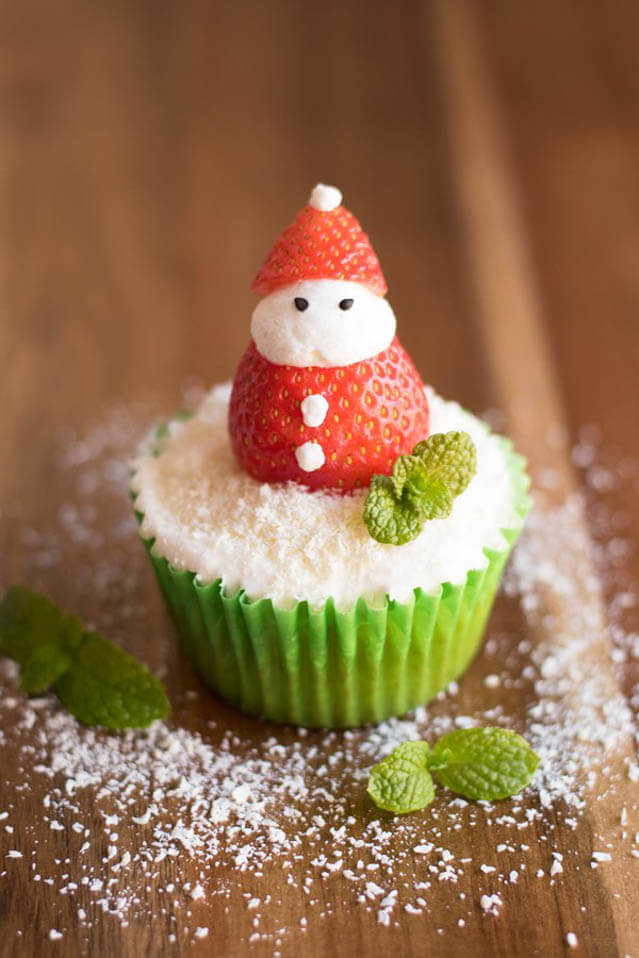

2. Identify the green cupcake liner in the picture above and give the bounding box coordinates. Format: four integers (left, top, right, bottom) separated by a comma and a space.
135, 438, 531, 727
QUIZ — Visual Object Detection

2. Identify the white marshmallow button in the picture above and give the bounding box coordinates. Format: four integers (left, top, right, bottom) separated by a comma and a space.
295, 441, 325, 472
309, 183, 342, 212
301, 394, 329, 428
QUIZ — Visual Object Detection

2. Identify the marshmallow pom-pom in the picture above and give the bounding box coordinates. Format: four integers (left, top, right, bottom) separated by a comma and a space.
309, 183, 343, 212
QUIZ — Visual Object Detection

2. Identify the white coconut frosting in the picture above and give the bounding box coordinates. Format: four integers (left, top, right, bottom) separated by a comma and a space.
131, 385, 523, 611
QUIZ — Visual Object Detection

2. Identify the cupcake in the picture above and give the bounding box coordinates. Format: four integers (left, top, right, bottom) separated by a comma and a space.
131, 184, 530, 727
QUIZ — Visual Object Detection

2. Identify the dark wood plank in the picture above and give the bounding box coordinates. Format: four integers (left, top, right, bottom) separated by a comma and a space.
434, 6, 639, 956
481, 0, 639, 714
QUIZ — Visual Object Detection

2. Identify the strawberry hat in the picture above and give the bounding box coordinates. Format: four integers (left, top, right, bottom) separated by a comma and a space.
252, 184, 388, 298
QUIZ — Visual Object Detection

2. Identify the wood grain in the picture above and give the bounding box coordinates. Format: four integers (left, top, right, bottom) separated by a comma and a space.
1, 1, 638, 956
435, 4, 639, 955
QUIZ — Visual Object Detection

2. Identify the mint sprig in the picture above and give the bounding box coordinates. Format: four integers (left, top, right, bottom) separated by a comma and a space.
367, 727, 539, 814
0, 587, 169, 730
430, 728, 540, 801
367, 741, 435, 813
363, 431, 477, 545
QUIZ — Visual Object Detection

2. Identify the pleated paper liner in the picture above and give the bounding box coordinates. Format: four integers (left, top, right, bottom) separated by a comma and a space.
135, 438, 530, 728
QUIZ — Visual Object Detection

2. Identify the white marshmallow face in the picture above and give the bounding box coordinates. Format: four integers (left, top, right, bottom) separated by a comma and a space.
250, 279, 396, 368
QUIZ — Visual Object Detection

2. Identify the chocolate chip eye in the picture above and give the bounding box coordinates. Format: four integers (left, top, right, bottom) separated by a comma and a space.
294, 297, 309, 312
339, 298, 354, 311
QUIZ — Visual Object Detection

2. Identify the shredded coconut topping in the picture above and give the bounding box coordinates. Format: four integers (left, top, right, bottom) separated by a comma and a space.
130, 385, 521, 609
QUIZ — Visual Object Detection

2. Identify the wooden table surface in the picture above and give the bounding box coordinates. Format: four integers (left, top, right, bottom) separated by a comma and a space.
1, 1, 639, 956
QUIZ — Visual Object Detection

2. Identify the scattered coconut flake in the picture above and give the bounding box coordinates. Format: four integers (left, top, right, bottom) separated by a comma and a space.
479, 893, 502, 916
591, 852, 612, 863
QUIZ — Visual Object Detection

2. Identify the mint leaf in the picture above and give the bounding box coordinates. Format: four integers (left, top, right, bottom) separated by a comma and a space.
392, 741, 432, 763
0, 587, 169, 730
0, 587, 83, 663
20, 643, 72, 694
363, 431, 476, 545
55, 631, 169, 730
389, 455, 424, 501
412, 475, 454, 520
430, 727, 539, 801
412, 431, 477, 498
366, 729, 539, 813
363, 475, 426, 545
389, 455, 452, 519
367, 740, 435, 813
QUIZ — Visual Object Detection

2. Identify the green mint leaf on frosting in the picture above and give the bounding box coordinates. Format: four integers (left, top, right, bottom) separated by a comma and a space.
390, 454, 425, 501
363, 475, 427, 545
367, 740, 435, 813
412, 431, 477, 498
389, 454, 453, 519
0, 587, 169, 730
430, 727, 539, 801
363, 431, 476, 545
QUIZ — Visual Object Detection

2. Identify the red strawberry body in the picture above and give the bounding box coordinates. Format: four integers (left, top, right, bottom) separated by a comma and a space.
228, 337, 429, 492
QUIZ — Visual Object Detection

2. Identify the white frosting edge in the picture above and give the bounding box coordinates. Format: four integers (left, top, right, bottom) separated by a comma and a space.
131, 384, 524, 611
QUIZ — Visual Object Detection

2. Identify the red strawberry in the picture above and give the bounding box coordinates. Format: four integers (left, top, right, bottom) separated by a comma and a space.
252, 204, 387, 298
228, 337, 429, 492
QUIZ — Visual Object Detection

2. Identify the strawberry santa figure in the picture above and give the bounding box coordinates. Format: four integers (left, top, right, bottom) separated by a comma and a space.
229, 184, 430, 492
